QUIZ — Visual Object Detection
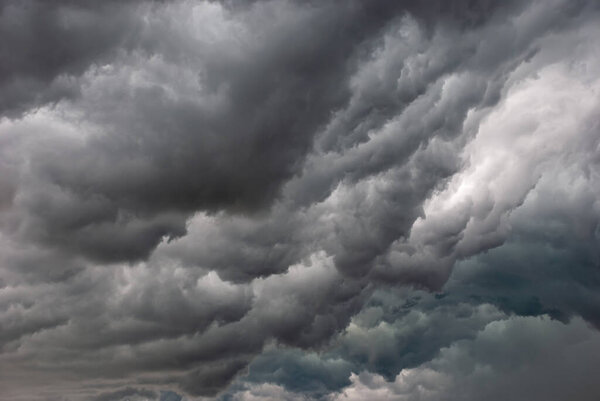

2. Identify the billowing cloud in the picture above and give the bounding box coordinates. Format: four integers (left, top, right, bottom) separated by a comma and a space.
330, 316, 600, 401
1, 0, 599, 400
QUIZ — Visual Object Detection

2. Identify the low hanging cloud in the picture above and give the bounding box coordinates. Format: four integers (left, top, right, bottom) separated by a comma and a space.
329, 315, 600, 401
1, 0, 599, 400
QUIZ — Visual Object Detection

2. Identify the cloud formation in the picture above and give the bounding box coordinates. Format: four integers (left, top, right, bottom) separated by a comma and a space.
0, 0, 599, 400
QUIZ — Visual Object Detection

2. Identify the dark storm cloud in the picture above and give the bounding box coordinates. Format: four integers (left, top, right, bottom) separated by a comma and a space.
0, 0, 146, 116
224, 239, 599, 399
293, 315, 600, 401
178, 357, 251, 397
443, 184, 600, 327
220, 147, 600, 398
242, 348, 354, 396
1, 0, 600, 400
93, 387, 157, 401
2, 0, 414, 263
217, 287, 500, 399
0, 0, 537, 266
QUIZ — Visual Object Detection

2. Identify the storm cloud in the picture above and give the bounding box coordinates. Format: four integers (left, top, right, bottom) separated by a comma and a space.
1, 0, 599, 400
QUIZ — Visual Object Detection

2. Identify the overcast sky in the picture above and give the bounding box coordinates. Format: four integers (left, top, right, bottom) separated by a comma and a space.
1, 0, 599, 400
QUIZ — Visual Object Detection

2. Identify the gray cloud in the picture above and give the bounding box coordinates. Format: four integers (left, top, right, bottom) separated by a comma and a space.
330, 315, 600, 401
1, 0, 599, 400
93, 387, 158, 401
0, 0, 146, 116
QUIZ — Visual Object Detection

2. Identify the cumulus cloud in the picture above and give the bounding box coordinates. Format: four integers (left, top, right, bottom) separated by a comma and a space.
1, 0, 599, 400
331, 316, 600, 401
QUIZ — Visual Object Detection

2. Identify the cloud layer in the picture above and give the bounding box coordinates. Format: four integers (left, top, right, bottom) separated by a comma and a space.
1, 0, 599, 400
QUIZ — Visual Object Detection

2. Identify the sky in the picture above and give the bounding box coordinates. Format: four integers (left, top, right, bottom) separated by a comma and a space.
0, 0, 599, 400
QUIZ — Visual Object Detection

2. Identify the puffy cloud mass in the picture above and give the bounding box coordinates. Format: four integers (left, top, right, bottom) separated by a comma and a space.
0, 0, 599, 400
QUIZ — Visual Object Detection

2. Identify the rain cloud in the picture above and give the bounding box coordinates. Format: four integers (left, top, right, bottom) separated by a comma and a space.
1, 0, 599, 400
